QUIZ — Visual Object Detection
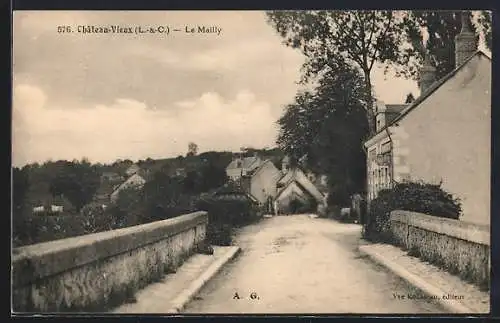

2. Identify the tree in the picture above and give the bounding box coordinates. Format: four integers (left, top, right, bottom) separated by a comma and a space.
199, 161, 228, 192
277, 63, 369, 204
13, 167, 30, 213
187, 142, 198, 157
49, 160, 101, 212
402, 10, 483, 80
477, 11, 492, 51
267, 10, 409, 135
142, 171, 190, 220
12, 167, 32, 245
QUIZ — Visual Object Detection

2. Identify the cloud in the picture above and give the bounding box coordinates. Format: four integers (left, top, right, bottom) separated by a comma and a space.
12, 84, 277, 166
13, 11, 305, 115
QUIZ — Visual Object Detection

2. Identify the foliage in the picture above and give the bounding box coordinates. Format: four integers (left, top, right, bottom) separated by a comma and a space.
13, 167, 30, 211
187, 142, 198, 157
402, 10, 485, 80
364, 181, 462, 242
12, 168, 31, 243
267, 10, 411, 134
196, 196, 260, 246
12, 149, 257, 247
277, 64, 369, 202
267, 10, 492, 135
183, 161, 227, 195
477, 11, 492, 50
48, 159, 101, 212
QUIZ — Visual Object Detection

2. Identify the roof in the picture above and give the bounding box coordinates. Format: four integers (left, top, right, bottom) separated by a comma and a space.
276, 168, 325, 202
278, 169, 295, 185
371, 51, 490, 138
385, 104, 407, 114
276, 178, 314, 201
102, 171, 120, 177
95, 181, 116, 198
226, 156, 261, 170
125, 164, 140, 174
43, 195, 75, 209
246, 159, 276, 177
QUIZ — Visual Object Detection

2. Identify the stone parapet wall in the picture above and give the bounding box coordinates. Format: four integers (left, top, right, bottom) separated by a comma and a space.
390, 210, 490, 289
12, 211, 208, 312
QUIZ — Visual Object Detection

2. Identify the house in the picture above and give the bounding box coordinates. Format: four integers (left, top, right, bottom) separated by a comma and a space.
363, 13, 491, 226
101, 171, 123, 182
93, 171, 126, 205
212, 182, 260, 205
110, 173, 147, 203
93, 180, 117, 205
240, 159, 282, 207
275, 156, 326, 214
33, 195, 75, 215
225, 154, 263, 181
125, 164, 141, 177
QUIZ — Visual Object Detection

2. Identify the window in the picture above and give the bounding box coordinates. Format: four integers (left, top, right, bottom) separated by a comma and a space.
381, 142, 391, 154
369, 148, 376, 161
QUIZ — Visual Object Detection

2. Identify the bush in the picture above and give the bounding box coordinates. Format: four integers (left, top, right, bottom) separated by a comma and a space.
196, 196, 260, 246
364, 181, 462, 242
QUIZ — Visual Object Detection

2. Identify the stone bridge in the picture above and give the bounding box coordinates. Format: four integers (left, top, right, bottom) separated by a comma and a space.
12, 212, 486, 314
12, 211, 208, 312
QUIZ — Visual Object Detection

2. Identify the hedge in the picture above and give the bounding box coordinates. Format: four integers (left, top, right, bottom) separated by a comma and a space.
364, 181, 462, 242
195, 196, 260, 246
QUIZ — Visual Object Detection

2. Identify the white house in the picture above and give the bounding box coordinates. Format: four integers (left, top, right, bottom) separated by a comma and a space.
240, 159, 282, 206
364, 13, 491, 226
275, 157, 326, 213
225, 155, 263, 181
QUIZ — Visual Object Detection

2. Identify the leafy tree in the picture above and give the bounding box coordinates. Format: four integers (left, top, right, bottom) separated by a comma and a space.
183, 170, 203, 194
187, 142, 198, 157
267, 10, 409, 135
142, 171, 190, 220
402, 10, 483, 80
48, 160, 101, 212
477, 11, 492, 51
199, 161, 228, 192
277, 63, 369, 204
12, 167, 32, 245
12, 167, 30, 213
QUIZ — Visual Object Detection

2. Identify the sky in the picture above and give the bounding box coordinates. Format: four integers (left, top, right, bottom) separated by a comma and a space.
12, 11, 430, 167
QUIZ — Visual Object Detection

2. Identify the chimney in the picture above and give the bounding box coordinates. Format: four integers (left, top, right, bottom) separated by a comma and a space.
419, 52, 436, 94
282, 155, 290, 174
455, 11, 477, 68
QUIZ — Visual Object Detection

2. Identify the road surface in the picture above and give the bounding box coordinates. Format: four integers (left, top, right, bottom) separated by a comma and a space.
183, 214, 445, 314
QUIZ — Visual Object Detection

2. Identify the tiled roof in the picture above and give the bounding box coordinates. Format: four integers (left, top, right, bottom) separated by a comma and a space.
94, 180, 117, 198
226, 156, 261, 170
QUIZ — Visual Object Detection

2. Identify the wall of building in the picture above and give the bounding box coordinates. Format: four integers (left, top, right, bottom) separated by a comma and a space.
366, 133, 393, 202
250, 161, 281, 204
276, 181, 310, 212
390, 210, 490, 289
226, 167, 243, 181
12, 211, 208, 312
391, 54, 491, 225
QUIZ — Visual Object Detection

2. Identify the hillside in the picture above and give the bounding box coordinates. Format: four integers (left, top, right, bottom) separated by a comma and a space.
13, 147, 285, 216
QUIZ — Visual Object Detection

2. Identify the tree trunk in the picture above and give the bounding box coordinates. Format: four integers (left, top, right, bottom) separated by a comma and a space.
364, 72, 376, 136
